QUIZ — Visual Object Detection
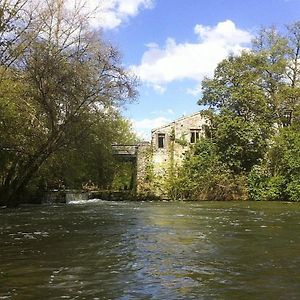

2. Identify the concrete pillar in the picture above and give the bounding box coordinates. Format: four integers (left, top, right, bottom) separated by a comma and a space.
136, 142, 151, 195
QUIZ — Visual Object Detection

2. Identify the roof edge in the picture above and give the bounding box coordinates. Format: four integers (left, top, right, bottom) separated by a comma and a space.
151, 111, 203, 132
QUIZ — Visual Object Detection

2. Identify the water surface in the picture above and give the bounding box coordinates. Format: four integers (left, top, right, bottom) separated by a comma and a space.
1, 200, 300, 299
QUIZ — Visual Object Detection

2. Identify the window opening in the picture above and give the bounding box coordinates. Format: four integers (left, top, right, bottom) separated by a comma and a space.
158, 133, 165, 148
190, 129, 201, 143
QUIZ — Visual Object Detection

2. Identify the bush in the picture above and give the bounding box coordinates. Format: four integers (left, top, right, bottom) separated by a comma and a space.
173, 138, 248, 201
249, 126, 300, 201
286, 178, 300, 202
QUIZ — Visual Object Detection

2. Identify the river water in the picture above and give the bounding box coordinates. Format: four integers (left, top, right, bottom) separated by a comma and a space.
0, 200, 300, 299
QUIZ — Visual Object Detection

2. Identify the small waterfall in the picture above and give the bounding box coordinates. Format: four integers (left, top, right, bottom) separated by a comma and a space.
66, 192, 88, 203
42, 190, 90, 204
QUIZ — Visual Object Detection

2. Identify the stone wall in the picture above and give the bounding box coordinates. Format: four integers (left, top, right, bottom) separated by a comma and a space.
151, 112, 207, 175
136, 142, 153, 197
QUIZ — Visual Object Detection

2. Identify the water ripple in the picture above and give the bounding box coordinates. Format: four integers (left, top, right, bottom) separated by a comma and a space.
0, 201, 300, 299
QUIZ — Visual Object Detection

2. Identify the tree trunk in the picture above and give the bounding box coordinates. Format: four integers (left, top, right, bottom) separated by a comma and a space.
0, 157, 46, 207
0, 132, 62, 207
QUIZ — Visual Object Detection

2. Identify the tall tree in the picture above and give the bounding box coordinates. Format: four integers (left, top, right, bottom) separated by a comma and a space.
0, 0, 137, 206
200, 22, 300, 127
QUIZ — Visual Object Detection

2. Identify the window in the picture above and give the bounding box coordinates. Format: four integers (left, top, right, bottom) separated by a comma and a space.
158, 133, 165, 148
190, 129, 201, 143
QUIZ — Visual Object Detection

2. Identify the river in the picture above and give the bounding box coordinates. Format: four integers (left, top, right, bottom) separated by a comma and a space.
0, 200, 300, 299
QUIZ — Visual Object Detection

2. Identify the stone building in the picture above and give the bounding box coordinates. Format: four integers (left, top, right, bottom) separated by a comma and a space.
136, 111, 207, 197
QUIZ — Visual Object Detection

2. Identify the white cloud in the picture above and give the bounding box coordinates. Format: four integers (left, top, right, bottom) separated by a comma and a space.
151, 84, 166, 94
79, 0, 155, 30
130, 20, 252, 91
133, 116, 170, 130
132, 116, 170, 140
28, 0, 155, 34
187, 85, 203, 96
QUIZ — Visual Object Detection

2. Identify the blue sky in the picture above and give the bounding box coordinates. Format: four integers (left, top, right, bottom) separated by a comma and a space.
90, 0, 300, 139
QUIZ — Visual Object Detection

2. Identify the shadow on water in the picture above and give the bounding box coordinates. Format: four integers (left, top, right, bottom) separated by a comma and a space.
0, 201, 300, 299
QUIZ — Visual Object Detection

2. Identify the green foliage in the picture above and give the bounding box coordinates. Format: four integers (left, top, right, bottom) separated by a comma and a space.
249, 126, 300, 201
286, 179, 300, 202
32, 109, 137, 191
170, 22, 300, 202
200, 52, 272, 124
209, 112, 269, 174
172, 138, 248, 201
0, 0, 138, 206
248, 165, 286, 201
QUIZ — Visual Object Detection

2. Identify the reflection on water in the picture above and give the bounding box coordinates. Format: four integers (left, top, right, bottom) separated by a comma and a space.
0, 201, 300, 299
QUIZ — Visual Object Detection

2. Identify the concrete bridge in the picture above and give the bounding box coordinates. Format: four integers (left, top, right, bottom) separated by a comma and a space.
112, 144, 138, 161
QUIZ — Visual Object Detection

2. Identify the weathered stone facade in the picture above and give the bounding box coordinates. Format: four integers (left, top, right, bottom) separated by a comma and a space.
136, 111, 207, 198
136, 141, 152, 196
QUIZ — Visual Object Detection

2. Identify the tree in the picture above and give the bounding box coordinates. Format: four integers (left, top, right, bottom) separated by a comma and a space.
200, 23, 300, 127
38, 110, 137, 191
200, 52, 273, 124
248, 124, 300, 201
198, 52, 273, 176
252, 25, 300, 125
209, 112, 269, 174
0, 0, 38, 71
191, 22, 300, 201
173, 138, 248, 201
0, 0, 137, 207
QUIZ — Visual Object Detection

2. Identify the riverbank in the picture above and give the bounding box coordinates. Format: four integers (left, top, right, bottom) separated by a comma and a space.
42, 189, 162, 204
1, 190, 298, 209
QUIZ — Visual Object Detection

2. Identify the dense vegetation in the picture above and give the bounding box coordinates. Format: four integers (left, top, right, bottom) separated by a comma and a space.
170, 23, 300, 201
0, 0, 137, 207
